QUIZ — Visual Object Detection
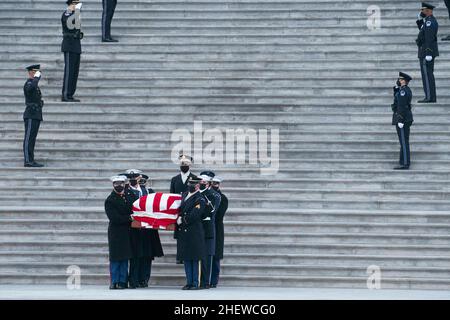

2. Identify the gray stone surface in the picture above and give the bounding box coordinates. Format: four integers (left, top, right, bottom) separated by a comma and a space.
0, 0, 450, 290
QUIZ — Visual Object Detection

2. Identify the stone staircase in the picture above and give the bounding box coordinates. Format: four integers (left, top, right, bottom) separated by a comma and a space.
0, 0, 450, 289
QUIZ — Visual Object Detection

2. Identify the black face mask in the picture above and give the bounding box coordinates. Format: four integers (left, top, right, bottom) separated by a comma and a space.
114, 186, 124, 193
129, 179, 138, 187
188, 185, 196, 193
420, 12, 426, 18
199, 184, 207, 191
180, 166, 190, 173
212, 186, 219, 191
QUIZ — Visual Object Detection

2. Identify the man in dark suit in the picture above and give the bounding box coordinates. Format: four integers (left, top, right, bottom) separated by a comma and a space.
61, 0, 83, 102
392, 72, 414, 170
170, 154, 197, 194
210, 176, 228, 288
105, 175, 133, 289
415, 2, 438, 103
176, 177, 207, 290
23, 64, 44, 168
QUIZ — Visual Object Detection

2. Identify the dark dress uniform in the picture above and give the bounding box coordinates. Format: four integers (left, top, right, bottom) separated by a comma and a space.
176, 191, 207, 289
126, 186, 164, 288
211, 189, 228, 287
416, 8, 438, 103
23, 68, 44, 167
102, 0, 118, 42
105, 191, 133, 288
200, 188, 221, 288
392, 75, 413, 169
61, 7, 82, 101
170, 172, 198, 195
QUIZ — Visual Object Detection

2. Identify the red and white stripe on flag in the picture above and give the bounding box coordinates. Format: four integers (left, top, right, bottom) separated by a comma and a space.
131, 193, 182, 230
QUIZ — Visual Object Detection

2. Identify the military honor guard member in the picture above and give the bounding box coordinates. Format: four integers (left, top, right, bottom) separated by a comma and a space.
391, 72, 414, 170
198, 171, 221, 289
176, 177, 207, 290
210, 176, 228, 288
122, 169, 164, 288
443, 0, 450, 40
170, 154, 197, 194
105, 175, 133, 290
23, 64, 44, 168
416, 2, 438, 103
61, 0, 83, 102
102, 0, 118, 42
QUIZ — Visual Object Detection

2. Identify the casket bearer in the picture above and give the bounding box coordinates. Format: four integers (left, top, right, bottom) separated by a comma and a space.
122, 169, 163, 288
210, 176, 228, 288
105, 175, 133, 290
198, 171, 221, 289
176, 177, 207, 290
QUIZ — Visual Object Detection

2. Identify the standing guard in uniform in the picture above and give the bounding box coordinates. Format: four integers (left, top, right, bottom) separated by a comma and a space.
176, 177, 207, 290
391, 72, 414, 170
123, 169, 163, 288
23, 64, 44, 168
442, 0, 450, 40
210, 176, 228, 288
61, 0, 83, 102
170, 154, 197, 194
105, 175, 133, 290
102, 0, 118, 42
416, 2, 438, 103
198, 171, 221, 289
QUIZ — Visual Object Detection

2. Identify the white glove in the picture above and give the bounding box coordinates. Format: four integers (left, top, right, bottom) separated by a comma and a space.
177, 216, 182, 225
75, 2, 82, 10
425, 56, 433, 62
398, 123, 404, 129
34, 71, 41, 78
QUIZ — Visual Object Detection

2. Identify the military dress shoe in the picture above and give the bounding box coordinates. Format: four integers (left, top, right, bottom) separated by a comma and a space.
102, 38, 118, 42
417, 99, 436, 103
24, 162, 44, 167
117, 282, 127, 289
442, 35, 450, 41
210, 284, 217, 288
182, 284, 192, 290
109, 283, 118, 290
394, 165, 409, 170
61, 97, 81, 102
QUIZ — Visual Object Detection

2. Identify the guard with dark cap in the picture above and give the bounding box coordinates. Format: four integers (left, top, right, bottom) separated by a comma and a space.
61, 0, 83, 102
23, 64, 44, 168
391, 72, 414, 170
415, 2, 438, 103
102, 0, 118, 42
210, 176, 228, 288
176, 176, 207, 290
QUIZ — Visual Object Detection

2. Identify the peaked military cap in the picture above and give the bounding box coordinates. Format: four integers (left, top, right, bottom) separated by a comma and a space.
398, 72, 412, 82
421, 2, 435, 10
26, 64, 40, 71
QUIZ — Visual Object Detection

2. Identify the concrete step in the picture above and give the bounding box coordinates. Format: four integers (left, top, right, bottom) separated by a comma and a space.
2, 207, 450, 224
2, 229, 450, 245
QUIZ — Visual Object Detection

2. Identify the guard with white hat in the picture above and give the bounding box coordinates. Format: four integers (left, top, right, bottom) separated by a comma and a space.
105, 175, 133, 289
198, 171, 221, 289
170, 153, 198, 194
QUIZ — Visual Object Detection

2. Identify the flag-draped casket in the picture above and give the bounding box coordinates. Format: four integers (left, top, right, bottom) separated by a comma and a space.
131, 192, 182, 230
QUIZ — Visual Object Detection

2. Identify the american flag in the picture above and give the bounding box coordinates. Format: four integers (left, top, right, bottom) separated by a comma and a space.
131, 193, 182, 230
